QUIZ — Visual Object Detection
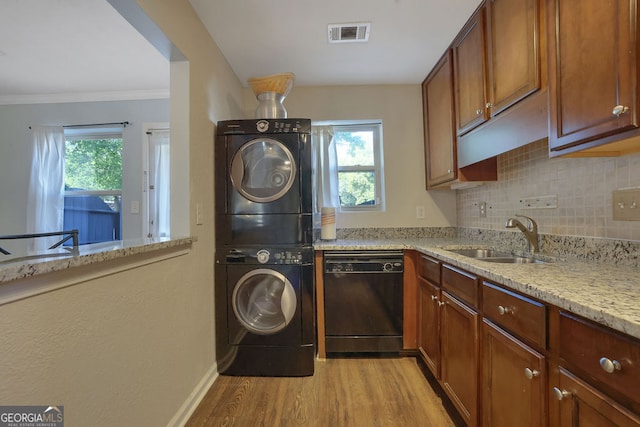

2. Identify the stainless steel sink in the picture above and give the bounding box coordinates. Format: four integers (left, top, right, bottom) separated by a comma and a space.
446, 248, 547, 264
446, 248, 512, 258
479, 257, 545, 264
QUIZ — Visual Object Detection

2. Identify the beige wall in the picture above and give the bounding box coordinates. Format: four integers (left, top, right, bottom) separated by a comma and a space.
458, 138, 640, 241
0, 1, 243, 426
244, 85, 457, 229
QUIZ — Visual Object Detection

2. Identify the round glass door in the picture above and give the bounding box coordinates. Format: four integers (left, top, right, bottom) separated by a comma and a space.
230, 138, 296, 203
232, 269, 296, 335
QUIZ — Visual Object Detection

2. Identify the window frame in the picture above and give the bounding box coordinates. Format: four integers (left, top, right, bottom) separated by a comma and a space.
63, 128, 124, 245
332, 121, 385, 213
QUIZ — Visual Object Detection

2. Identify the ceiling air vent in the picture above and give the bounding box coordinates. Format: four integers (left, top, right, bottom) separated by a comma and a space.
328, 22, 371, 43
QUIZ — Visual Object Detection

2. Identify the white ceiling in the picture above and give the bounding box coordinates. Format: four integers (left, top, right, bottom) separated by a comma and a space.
189, 0, 482, 87
0, 0, 482, 104
0, 0, 170, 104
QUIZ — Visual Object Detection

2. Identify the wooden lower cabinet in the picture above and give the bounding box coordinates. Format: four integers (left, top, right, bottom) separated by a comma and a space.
410, 253, 640, 427
441, 291, 480, 427
482, 320, 546, 427
549, 366, 640, 426
418, 277, 441, 377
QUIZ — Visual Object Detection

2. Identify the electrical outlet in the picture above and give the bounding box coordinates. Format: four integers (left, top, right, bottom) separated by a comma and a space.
416, 206, 425, 219
519, 195, 558, 209
613, 189, 640, 221
479, 202, 486, 218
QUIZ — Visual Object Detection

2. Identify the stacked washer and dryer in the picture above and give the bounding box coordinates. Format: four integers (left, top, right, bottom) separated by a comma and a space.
214, 118, 315, 376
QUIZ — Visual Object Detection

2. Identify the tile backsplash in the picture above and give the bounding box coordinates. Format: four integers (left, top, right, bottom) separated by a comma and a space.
457, 139, 640, 241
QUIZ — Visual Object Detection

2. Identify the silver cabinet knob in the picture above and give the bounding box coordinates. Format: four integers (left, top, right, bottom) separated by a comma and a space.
524, 368, 540, 379
485, 102, 493, 109
447, 169, 452, 174
497, 305, 512, 315
552, 387, 571, 401
613, 105, 630, 117
599, 357, 622, 373
437, 301, 445, 307
476, 108, 484, 115
431, 295, 438, 301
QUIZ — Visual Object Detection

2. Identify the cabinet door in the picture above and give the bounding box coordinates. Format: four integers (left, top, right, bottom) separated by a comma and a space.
548, 0, 638, 152
423, 50, 456, 188
441, 292, 480, 426
418, 278, 441, 378
486, 0, 540, 116
453, 6, 489, 136
550, 367, 640, 426
559, 311, 640, 411
482, 320, 546, 427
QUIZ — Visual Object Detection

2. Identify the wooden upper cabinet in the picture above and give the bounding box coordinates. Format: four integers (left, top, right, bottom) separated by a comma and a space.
486, 0, 541, 116
453, 7, 489, 136
547, 0, 639, 153
423, 50, 457, 188
453, 0, 542, 136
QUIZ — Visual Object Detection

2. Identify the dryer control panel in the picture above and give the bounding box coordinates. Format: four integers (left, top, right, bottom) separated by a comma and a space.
217, 118, 311, 135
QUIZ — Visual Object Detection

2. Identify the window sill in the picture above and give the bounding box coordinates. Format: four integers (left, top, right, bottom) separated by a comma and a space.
0, 237, 193, 304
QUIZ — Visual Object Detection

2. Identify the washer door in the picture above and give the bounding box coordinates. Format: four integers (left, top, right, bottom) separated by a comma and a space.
232, 269, 297, 335
230, 138, 296, 203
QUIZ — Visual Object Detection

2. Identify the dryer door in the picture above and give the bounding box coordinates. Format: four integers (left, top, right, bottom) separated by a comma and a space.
231, 268, 297, 335
230, 138, 296, 203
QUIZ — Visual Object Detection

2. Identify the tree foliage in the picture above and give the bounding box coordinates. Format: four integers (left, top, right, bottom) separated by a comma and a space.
334, 131, 376, 206
65, 139, 122, 190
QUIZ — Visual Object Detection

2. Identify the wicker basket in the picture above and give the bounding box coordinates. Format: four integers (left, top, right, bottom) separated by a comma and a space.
248, 72, 295, 97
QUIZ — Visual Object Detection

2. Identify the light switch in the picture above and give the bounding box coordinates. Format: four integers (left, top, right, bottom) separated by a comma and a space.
196, 203, 203, 225
416, 206, 425, 219
130, 200, 140, 214
613, 189, 640, 221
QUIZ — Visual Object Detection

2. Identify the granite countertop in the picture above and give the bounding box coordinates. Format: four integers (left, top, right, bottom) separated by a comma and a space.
0, 236, 193, 284
315, 237, 640, 341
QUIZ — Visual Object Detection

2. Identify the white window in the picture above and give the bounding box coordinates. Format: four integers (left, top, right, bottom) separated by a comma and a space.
63, 128, 122, 245
313, 121, 385, 212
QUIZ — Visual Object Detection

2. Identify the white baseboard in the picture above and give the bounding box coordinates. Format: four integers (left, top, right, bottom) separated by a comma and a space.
167, 362, 219, 427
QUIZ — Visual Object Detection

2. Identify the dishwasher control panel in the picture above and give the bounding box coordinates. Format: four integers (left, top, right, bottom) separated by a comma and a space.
324, 251, 404, 273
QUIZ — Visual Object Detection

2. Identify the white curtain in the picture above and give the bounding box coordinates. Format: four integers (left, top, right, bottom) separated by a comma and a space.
26, 125, 65, 252
148, 130, 170, 238
311, 125, 340, 212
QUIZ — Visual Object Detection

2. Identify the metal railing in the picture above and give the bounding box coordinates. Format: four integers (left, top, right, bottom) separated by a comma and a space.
0, 229, 79, 256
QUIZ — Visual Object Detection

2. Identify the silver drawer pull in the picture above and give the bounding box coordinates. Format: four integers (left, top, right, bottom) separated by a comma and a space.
497, 305, 512, 315
612, 105, 630, 117
431, 295, 439, 302
599, 357, 622, 373
552, 387, 571, 401
524, 368, 539, 380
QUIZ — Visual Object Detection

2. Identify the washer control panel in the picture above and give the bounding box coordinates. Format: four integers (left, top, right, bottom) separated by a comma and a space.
220, 247, 313, 265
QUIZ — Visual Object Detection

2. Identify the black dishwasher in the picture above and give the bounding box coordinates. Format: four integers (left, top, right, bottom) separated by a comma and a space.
323, 251, 404, 353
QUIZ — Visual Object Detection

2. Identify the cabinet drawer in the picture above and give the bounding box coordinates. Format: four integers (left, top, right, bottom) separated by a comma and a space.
418, 254, 440, 284
559, 311, 640, 406
442, 264, 478, 308
483, 282, 546, 349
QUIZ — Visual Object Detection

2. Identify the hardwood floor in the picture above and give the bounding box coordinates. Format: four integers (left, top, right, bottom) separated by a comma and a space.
185, 356, 457, 427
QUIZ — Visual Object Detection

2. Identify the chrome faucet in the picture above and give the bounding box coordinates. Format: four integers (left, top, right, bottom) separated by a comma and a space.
505, 214, 539, 253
